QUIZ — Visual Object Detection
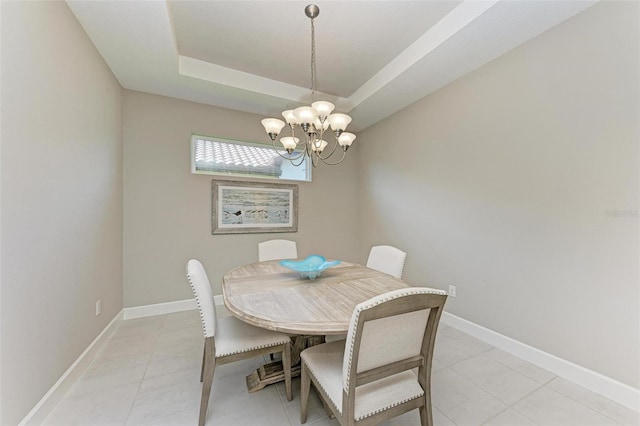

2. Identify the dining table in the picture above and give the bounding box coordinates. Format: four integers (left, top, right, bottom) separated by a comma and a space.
222, 259, 409, 392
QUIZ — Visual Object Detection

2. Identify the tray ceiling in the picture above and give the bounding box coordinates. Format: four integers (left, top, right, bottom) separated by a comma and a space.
67, 1, 597, 131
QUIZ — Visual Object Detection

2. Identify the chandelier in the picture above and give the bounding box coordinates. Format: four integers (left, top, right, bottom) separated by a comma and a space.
261, 4, 356, 167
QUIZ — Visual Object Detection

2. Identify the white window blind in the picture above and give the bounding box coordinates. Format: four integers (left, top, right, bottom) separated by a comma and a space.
191, 135, 310, 181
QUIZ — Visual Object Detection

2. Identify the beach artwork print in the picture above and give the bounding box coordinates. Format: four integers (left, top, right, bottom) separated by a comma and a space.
212, 180, 298, 234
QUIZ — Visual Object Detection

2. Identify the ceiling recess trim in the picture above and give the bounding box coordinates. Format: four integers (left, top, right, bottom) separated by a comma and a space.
348, 0, 499, 109
179, 55, 351, 107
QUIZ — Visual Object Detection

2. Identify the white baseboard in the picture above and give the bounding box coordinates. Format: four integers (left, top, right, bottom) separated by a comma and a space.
20, 310, 124, 426
123, 298, 196, 319
122, 296, 223, 320
441, 312, 640, 412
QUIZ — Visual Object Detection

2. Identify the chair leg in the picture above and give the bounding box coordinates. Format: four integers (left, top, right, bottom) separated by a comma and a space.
300, 361, 311, 424
419, 394, 433, 426
282, 341, 292, 401
199, 338, 215, 426
319, 396, 334, 419
200, 342, 206, 383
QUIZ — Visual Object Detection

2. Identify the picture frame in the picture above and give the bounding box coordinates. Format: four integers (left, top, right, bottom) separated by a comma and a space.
211, 179, 298, 234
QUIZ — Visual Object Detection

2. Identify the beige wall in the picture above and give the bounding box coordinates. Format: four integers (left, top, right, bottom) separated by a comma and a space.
358, 1, 639, 388
122, 91, 359, 307
0, 2, 123, 424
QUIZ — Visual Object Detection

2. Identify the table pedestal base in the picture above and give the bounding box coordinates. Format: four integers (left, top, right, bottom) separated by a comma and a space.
246, 361, 301, 393
245, 335, 325, 393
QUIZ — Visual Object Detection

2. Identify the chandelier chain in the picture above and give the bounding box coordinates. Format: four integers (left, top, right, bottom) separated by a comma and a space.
310, 17, 316, 98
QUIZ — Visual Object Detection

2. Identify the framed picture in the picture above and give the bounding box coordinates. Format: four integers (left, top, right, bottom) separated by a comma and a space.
211, 180, 298, 234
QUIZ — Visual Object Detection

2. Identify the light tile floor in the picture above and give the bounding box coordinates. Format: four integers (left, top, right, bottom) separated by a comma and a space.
43, 309, 639, 426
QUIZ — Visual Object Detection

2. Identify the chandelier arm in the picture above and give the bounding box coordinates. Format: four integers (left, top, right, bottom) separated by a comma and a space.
311, 150, 320, 168
316, 148, 347, 166
305, 139, 313, 157
289, 151, 308, 167
273, 149, 305, 162
317, 136, 341, 160
271, 138, 306, 161
289, 124, 298, 140
312, 125, 338, 160
289, 125, 306, 148
305, 140, 319, 167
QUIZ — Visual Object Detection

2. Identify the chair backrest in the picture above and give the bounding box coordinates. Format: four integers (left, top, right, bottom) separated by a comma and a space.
186, 259, 217, 338
258, 239, 298, 262
366, 245, 407, 279
342, 287, 447, 392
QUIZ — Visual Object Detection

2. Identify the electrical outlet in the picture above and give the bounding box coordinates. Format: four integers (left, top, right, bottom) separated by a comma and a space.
96, 300, 102, 316
448, 285, 457, 298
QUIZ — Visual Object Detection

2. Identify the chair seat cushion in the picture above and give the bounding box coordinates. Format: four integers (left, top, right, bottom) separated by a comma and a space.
216, 316, 290, 357
301, 340, 425, 421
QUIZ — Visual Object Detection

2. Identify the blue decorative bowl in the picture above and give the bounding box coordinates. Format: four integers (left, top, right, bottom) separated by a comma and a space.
280, 255, 341, 280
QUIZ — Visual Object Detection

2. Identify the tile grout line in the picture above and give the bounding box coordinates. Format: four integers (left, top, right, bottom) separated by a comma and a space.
485, 348, 558, 387
495, 381, 546, 425
541, 378, 633, 425
479, 405, 536, 426
434, 405, 457, 426
432, 366, 508, 424
267, 353, 296, 426
480, 350, 610, 425
123, 314, 169, 425
433, 342, 493, 370
445, 344, 549, 425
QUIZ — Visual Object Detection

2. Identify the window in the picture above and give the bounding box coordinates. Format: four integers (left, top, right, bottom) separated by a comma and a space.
191, 135, 310, 182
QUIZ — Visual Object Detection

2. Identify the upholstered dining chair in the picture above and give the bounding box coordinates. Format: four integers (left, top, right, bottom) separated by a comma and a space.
366, 245, 407, 279
300, 287, 447, 426
186, 259, 292, 426
258, 239, 298, 262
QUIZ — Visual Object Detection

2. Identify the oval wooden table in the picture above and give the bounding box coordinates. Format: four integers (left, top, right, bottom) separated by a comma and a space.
222, 260, 409, 392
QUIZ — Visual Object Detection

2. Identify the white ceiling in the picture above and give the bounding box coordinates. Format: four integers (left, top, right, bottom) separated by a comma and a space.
67, 0, 597, 132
